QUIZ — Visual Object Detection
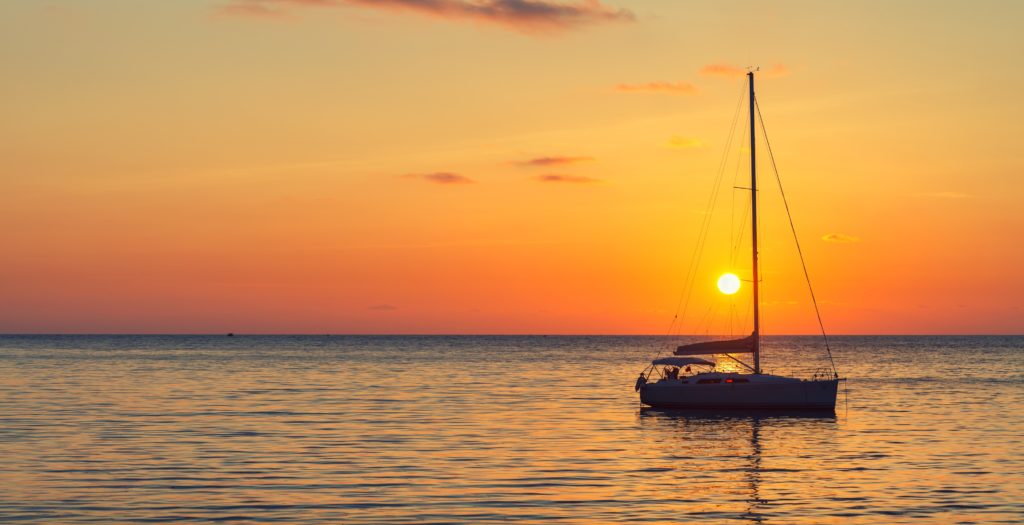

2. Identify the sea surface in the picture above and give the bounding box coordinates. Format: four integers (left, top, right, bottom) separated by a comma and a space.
0, 335, 1021, 524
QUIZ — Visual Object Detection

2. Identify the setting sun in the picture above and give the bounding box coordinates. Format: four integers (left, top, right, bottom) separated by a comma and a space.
0, 1, 1020, 337
717, 273, 741, 295
1, 3, 1023, 525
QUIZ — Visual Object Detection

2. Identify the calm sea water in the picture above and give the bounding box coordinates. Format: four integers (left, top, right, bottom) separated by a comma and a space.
0, 335, 1021, 524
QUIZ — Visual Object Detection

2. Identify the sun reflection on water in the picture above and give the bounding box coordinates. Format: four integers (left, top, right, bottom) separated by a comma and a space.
0, 335, 1021, 524
638, 409, 838, 523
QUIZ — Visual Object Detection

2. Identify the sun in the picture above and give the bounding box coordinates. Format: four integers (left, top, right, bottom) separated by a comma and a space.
717, 273, 741, 295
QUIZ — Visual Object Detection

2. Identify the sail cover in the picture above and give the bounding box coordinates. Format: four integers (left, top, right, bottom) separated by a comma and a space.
674, 333, 755, 355
651, 357, 715, 367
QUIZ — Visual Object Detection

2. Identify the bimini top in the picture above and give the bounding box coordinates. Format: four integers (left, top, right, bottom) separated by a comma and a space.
651, 356, 715, 367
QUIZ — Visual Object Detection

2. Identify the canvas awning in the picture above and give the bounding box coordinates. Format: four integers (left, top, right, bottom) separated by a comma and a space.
674, 333, 755, 356
651, 357, 715, 367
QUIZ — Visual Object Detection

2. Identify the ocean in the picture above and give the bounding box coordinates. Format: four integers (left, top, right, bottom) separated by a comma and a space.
1, 335, 1021, 523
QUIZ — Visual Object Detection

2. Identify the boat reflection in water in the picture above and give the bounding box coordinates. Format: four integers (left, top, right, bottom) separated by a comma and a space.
639, 408, 838, 524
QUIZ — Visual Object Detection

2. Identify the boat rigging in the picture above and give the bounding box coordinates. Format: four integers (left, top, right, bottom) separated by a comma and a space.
635, 70, 842, 410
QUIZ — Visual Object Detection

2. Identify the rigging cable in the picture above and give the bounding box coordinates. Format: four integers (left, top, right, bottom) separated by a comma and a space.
754, 97, 839, 378
662, 78, 747, 344
730, 118, 751, 268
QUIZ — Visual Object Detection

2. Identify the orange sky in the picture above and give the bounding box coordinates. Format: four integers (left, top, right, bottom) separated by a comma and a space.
1, 1, 1022, 334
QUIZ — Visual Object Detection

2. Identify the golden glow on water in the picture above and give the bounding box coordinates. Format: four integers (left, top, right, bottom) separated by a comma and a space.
713, 355, 746, 373
1, 335, 1021, 523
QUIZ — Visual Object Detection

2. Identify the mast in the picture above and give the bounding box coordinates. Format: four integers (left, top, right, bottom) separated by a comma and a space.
748, 71, 761, 375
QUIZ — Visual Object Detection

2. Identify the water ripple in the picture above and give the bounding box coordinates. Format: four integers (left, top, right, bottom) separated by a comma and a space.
1, 335, 1022, 523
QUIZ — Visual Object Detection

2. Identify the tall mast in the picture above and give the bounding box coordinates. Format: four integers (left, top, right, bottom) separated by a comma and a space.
748, 71, 761, 375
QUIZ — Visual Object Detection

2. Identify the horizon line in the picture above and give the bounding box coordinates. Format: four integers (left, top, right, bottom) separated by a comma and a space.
0, 332, 1021, 337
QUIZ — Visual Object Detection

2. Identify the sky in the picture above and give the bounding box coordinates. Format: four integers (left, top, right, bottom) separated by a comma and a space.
1, 0, 1022, 334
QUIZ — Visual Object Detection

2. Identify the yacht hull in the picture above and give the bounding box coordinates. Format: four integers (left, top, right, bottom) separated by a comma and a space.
640, 378, 838, 410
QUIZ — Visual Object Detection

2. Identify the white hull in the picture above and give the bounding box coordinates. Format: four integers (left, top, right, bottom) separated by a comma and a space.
639, 374, 838, 410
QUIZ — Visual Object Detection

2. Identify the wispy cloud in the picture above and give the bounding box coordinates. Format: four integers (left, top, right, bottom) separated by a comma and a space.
536, 174, 600, 183
700, 63, 789, 79
700, 64, 745, 78
404, 172, 476, 184
615, 81, 697, 95
916, 191, 974, 199
765, 63, 790, 78
218, 0, 634, 32
763, 299, 799, 306
821, 233, 860, 244
667, 136, 704, 149
516, 156, 594, 167
218, 2, 285, 18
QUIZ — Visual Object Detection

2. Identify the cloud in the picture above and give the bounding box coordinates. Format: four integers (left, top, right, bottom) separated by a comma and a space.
404, 172, 476, 184
700, 64, 745, 78
916, 191, 974, 199
536, 174, 600, 183
368, 304, 398, 311
821, 233, 860, 244
218, 0, 634, 32
763, 299, 799, 306
667, 136, 704, 149
700, 63, 789, 79
765, 63, 790, 78
615, 81, 697, 95
217, 2, 286, 18
516, 156, 594, 167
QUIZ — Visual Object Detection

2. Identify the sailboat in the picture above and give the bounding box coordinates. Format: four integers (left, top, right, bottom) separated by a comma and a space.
635, 70, 841, 410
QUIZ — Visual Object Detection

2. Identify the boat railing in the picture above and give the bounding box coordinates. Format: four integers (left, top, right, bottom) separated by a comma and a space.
809, 367, 835, 381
